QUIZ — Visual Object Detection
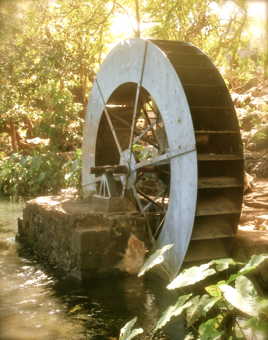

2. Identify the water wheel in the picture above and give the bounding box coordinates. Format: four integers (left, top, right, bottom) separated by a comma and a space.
82, 39, 244, 277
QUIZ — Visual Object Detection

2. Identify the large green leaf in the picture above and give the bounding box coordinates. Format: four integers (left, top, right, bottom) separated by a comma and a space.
198, 316, 223, 340
219, 276, 261, 317
209, 258, 238, 272
186, 295, 201, 327
235, 275, 259, 299
154, 294, 192, 331
239, 254, 268, 275
186, 295, 220, 327
229, 254, 268, 283
119, 317, 143, 340
138, 244, 173, 277
167, 264, 216, 290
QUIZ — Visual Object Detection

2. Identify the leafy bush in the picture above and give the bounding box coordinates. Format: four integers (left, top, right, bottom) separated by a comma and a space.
251, 126, 268, 151
62, 149, 82, 189
0, 150, 81, 197
121, 253, 268, 339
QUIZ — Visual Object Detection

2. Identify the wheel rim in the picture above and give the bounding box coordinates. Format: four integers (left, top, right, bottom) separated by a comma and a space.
82, 39, 198, 276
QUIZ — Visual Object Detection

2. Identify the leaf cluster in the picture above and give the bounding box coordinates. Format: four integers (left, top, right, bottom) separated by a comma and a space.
121, 254, 268, 339
0, 149, 81, 197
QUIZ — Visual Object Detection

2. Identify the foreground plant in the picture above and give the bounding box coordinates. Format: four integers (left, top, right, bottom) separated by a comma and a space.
120, 253, 268, 339
119, 317, 143, 340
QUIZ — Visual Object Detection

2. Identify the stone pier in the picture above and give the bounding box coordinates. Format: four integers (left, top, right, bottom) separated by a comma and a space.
17, 195, 151, 281
17, 180, 268, 285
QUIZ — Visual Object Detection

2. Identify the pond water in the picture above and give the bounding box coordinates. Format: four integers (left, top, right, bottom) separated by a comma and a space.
0, 198, 165, 340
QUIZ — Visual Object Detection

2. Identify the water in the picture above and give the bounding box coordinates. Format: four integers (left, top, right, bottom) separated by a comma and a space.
0, 198, 164, 340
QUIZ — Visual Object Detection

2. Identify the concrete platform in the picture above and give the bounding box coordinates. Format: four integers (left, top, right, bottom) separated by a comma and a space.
17, 195, 151, 281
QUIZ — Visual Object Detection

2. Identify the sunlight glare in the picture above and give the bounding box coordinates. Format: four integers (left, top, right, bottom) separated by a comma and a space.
209, 1, 241, 22
248, 1, 266, 45
110, 13, 137, 40
248, 1, 266, 20
210, 0, 265, 47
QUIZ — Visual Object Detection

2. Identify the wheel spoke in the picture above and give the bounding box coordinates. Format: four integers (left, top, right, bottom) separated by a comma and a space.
137, 189, 163, 211
129, 84, 141, 150
131, 185, 144, 213
130, 185, 155, 244
96, 80, 122, 154
141, 106, 159, 149
128, 42, 148, 151
134, 145, 196, 170
154, 215, 165, 238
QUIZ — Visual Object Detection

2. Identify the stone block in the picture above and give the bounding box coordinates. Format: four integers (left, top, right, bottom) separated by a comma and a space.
17, 195, 150, 281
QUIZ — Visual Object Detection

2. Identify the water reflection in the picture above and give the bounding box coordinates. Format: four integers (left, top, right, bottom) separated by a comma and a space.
0, 198, 163, 340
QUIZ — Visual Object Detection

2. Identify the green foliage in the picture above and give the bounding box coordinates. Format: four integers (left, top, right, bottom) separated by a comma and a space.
198, 316, 224, 340
63, 149, 82, 188
229, 254, 268, 282
0, 150, 81, 197
138, 244, 173, 277
251, 126, 268, 151
119, 317, 143, 340
219, 275, 261, 317
143, 0, 256, 86
154, 294, 192, 331
123, 254, 268, 339
0, 0, 112, 195
186, 295, 220, 327
167, 263, 216, 290
0, 0, 264, 194
167, 258, 238, 289
0, 0, 112, 155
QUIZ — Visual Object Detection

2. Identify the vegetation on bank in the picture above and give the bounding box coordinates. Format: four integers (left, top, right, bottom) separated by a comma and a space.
0, 149, 81, 197
0, 0, 267, 197
121, 253, 268, 339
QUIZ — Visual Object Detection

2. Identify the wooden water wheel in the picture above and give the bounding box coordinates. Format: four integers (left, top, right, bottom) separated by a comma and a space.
82, 39, 244, 277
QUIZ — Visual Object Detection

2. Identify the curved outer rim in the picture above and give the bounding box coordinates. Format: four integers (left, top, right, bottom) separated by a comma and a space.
82, 38, 198, 277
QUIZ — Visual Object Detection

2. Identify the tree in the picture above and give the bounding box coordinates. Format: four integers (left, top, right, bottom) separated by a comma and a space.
143, 0, 250, 77
0, 0, 114, 153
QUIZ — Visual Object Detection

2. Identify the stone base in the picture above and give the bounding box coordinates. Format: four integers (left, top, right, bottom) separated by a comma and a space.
17, 195, 151, 281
